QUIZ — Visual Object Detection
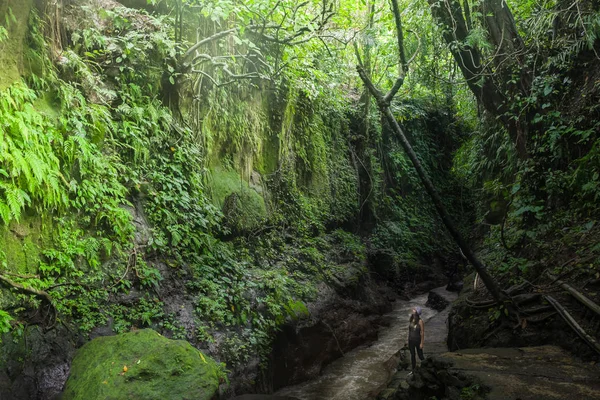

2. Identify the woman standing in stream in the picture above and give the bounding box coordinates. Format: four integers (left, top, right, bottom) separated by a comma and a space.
406, 306, 425, 375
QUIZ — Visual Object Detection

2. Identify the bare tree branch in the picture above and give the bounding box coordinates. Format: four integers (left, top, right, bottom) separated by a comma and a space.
183, 27, 239, 62
182, 0, 336, 87
390, 0, 407, 71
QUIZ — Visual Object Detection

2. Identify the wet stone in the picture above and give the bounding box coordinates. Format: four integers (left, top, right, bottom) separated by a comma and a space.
387, 373, 405, 390
425, 290, 449, 312
376, 388, 397, 400
437, 370, 466, 388
445, 385, 461, 400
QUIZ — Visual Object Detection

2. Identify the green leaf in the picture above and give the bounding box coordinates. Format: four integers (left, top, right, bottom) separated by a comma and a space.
0, 201, 11, 224
0, 310, 13, 334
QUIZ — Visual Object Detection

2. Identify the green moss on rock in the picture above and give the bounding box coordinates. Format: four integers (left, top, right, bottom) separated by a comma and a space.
210, 166, 267, 230
0, 0, 33, 90
62, 329, 221, 400
0, 216, 50, 275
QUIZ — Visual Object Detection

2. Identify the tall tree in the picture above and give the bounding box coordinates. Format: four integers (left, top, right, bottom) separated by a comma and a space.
355, 0, 508, 303
427, 0, 532, 159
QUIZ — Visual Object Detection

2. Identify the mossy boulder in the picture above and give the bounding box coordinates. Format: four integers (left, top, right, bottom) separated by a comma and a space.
210, 166, 267, 231
62, 329, 221, 400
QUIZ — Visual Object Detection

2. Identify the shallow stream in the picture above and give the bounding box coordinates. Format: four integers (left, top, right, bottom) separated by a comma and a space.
274, 292, 442, 400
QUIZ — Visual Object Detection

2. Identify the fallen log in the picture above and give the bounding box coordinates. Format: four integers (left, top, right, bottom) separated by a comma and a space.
506, 281, 530, 296
466, 293, 541, 309
547, 273, 600, 318
545, 295, 600, 355
465, 298, 498, 309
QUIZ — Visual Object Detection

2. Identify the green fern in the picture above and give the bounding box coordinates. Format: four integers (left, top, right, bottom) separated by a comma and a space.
25, 150, 47, 186
5, 185, 29, 221
0, 200, 11, 224
0, 81, 69, 224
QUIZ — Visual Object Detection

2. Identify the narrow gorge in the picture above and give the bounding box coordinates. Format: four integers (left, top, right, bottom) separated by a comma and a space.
1, 0, 600, 399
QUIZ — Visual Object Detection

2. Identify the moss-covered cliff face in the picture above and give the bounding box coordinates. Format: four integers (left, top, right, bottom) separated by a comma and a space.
0, 1, 470, 398
0, 0, 32, 90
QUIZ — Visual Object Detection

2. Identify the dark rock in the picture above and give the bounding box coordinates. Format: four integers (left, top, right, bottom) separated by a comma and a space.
377, 388, 397, 400
446, 280, 463, 292
408, 373, 425, 389
375, 354, 489, 400
445, 385, 461, 400
387, 373, 405, 390
420, 369, 437, 384
230, 396, 300, 400
434, 346, 600, 399
262, 268, 393, 392
0, 325, 77, 400
425, 290, 450, 312
437, 370, 465, 389
89, 319, 115, 340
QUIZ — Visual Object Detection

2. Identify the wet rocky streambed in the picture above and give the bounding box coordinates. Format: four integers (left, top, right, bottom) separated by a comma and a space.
273, 288, 457, 400
266, 286, 600, 400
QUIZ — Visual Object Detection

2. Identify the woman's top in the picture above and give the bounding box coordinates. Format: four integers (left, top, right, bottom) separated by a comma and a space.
409, 318, 422, 343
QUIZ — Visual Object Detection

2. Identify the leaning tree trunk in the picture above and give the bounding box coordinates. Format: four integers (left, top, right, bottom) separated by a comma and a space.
356, 0, 508, 304
381, 107, 505, 302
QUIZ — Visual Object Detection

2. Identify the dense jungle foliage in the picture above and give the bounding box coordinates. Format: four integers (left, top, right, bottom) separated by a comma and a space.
0, 0, 599, 384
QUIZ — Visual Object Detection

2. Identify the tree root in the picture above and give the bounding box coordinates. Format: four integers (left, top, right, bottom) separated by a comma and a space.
527, 312, 557, 323
3, 272, 40, 279
546, 272, 600, 317
0, 273, 56, 327
466, 292, 539, 310
479, 321, 507, 345
505, 281, 531, 296
0, 274, 53, 304
545, 295, 600, 355
511, 293, 541, 306
520, 305, 554, 315
465, 298, 498, 309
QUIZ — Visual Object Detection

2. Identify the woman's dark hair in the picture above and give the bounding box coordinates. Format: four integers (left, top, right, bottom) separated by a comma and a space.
410, 312, 420, 325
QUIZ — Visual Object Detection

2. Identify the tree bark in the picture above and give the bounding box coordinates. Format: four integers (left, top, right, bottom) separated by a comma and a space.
426, 0, 531, 159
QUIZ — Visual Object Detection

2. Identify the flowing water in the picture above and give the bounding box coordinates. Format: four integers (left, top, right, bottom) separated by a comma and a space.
274, 292, 443, 400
